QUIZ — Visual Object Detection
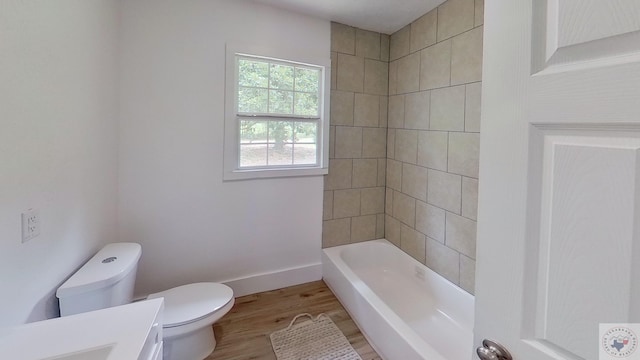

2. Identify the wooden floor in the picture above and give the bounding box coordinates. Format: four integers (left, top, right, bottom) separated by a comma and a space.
208, 280, 381, 360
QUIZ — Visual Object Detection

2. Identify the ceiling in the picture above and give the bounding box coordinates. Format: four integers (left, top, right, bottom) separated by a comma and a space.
251, 0, 447, 34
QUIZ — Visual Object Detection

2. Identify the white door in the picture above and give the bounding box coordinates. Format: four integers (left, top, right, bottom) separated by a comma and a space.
475, 1, 640, 359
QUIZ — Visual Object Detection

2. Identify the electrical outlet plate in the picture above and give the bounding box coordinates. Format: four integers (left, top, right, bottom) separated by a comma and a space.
21, 209, 40, 243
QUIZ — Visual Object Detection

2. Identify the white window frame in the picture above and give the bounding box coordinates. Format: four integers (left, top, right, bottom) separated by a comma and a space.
223, 42, 330, 181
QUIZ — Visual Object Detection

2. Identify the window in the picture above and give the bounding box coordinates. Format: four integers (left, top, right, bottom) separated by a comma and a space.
224, 44, 330, 180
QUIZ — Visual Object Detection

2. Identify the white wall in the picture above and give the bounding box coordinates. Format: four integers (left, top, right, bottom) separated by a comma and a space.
0, 0, 120, 325
119, 0, 330, 296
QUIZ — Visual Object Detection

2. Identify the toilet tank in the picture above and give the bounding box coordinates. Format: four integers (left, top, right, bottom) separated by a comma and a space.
56, 242, 142, 317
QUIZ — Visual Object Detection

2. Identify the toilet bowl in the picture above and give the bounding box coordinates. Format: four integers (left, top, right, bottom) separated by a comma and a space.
56, 242, 234, 360
147, 282, 234, 360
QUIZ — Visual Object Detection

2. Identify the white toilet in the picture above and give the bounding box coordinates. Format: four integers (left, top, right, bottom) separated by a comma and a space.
56, 242, 234, 360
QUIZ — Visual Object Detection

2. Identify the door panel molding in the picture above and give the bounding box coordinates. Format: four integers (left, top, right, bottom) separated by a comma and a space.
532, 0, 640, 75
523, 126, 640, 359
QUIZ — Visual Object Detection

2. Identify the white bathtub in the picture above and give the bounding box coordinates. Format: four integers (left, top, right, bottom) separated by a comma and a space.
322, 239, 474, 360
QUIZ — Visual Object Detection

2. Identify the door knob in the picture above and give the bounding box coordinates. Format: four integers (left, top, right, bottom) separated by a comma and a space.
476, 339, 513, 360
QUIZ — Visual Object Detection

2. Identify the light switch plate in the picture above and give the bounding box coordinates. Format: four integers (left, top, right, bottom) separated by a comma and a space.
22, 209, 40, 243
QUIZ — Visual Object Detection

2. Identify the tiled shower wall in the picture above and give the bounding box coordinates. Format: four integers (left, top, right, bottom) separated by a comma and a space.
385, 0, 483, 294
322, 0, 483, 295
322, 24, 389, 247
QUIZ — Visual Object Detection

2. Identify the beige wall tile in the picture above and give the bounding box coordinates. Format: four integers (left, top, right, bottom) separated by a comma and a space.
390, 25, 410, 61
331, 52, 337, 90
354, 93, 380, 127
376, 214, 385, 238
329, 125, 335, 158
418, 130, 448, 171
356, 29, 381, 59
386, 159, 402, 191
462, 177, 478, 220
445, 212, 476, 258
410, 10, 437, 53
388, 60, 398, 96
385, 215, 401, 247
404, 91, 430, 130
322, 218, 351, 247
388, 95, 405, 129
428, 169, 462, 214
331, 22, 356, 54
387, 128, 396, 159
430, 85, 465, 131
401, 224, 426, 263
465, 82, 482, 132
379, 96, 388, 128
337, 53, 364, 92
420, 40, 452, 90
330, 90, 354, 126
351, 215, 377, 242
396, 52, 420, 94
353, 159, 378, 188
325, 159, 352, 190
416, 201, 446, 242
377, 159, 386, 186
474, 0, 484, 26
363, 128, 387, 158
328, 23, 436, 255
395, 129, 418, 164
364, 59, 389, 96
451, 26, 483, 85
323, 191, 333, 220
448, 132, 480, 178
381, 34, 390, 61
393, 191, 416, 227
402, 163, 428, 202
359, 1, 486, 286
437, 0, 475, 42
426, 237, 460, 284
334, 189, 361, 218
335, 126, 363, 158
361, 187, 385, 215
460, 254, 475, 294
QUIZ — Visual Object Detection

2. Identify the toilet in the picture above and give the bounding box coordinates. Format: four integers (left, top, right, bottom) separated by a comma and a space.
56, 242, 234, 360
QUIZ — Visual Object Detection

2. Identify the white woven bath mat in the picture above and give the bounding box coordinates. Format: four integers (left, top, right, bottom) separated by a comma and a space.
270, 313, 363, 360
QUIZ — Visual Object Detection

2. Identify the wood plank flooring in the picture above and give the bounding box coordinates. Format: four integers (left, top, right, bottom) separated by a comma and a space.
208, 280, 381, 360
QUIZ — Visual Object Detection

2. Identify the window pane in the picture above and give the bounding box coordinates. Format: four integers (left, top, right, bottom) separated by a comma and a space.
269, 64, 294, 90
293, 121, 317, 165
267, 121, 293, 165
238, 87, 268, 113
268, 145, 293, 166
295, 67, 319, 93
269, 90, 293, 114
294, 122, 317, 143
293, 92, 319, 116
240, 120, 267, 144
240, 144, 268, 167
267, 121, 293, 146
239, 120, 268, 167
293, 144, 317, 165
238, 59, 269, 88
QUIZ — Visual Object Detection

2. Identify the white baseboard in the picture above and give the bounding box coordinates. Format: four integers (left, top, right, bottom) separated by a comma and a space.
222, 263, 322, 297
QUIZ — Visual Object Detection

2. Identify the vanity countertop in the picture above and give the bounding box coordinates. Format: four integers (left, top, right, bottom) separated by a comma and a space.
0, 298, 163, 360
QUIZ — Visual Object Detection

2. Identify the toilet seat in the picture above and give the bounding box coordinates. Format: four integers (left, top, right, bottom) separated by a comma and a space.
147, 282, 234, 328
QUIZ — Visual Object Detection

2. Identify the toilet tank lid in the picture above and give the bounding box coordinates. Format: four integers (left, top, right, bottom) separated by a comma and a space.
56, 243, 142, 299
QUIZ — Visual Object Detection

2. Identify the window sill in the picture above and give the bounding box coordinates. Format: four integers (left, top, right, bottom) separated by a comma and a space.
223, 166, 328, 181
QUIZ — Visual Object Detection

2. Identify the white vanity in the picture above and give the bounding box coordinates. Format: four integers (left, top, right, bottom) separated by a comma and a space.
0, 298, 163, 360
